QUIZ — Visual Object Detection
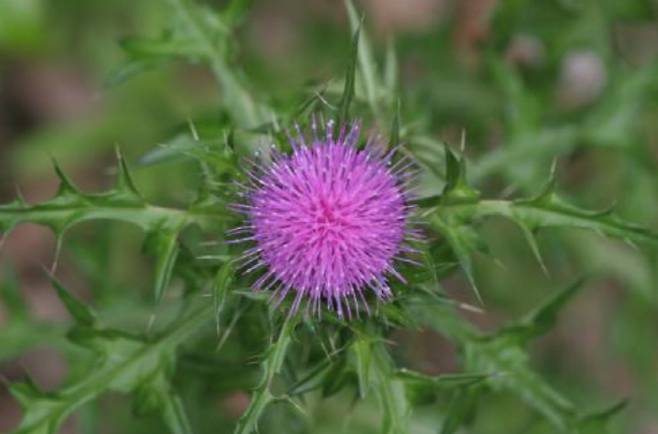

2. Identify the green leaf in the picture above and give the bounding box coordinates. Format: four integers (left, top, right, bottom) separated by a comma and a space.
430, 216, 484, 304
287, 358, 333, 396
432, 156, 658, 295
0, 157, 225, 302
396, 369, 488, 390
440, 388, 479, 434
49, 276, 97, 327
464, 336, 575, 430
371, 342, 409, 434
134, 368, 193, 434
461, 282, 588, 431
384, 40, 398, 98
500, 279, 585, 342
441, 145, 480, 205
345, 0, 382, 116
438, 197, 658, 246
338, 13, 361, 126
163, 0, 269, 128
9, 295, 212, 434
145, 227, 183, 303
576, 400, 628, 434
212, 261, 234, 335
233, 316, 296, 434
351, 335, 372, 399
390, 99, 401, 146
420, 281, 613, 432
114, 147, 143, 199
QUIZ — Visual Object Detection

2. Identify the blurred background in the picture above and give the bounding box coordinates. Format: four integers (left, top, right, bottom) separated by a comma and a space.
1, 0, 658, 433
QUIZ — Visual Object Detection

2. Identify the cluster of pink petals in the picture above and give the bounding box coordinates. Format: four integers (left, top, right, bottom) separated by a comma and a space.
230, 120, 417, 318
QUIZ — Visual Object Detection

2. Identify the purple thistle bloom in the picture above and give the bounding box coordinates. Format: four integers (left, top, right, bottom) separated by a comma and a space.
231, 120, 416, 318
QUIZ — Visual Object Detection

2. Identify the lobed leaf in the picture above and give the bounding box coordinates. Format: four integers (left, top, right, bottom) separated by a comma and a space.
429, 148, 658, 295
419, 282, 625, 433
0, 155, 226, 301
233, 316, 296, 434
337, 13, 361, 127
9, 281, 212, 434
345, 0, 382, 117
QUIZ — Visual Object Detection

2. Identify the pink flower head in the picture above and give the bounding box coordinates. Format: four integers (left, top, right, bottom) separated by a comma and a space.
230, 120, 417, 318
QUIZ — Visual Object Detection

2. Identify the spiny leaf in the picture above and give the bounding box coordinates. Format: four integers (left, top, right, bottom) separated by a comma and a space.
464, 333, 576, 431
0, 161, 225, 301
499, 278, 585, 343
213, 261, 234, 335
51, 158, 80, 196
521, 158, 559, 206
430, 216, 484, 304
321, 355, 351, 398
164, 0, 268, 128
433, 157, 658, 292
576, 399, 628, 434
119, 32, 205, 59
48, 275, 97, 327
439, 197, 658, 246
234, 316, 296, 434
384, 40, 398, 98
114, 146, 142, 199
351, 335, 372, 399
441, 145, 480, 204
395, 369, 488, 390
440, 388, 479, 434
390, 99, 401, 146
419, 282, 606, 432
516, 220, 549, 276
287, 357, 333, 396
145, 227, 183, 303
9, 294, 212, 434
345, 0, 381, 116
461, 281, 591, 431
337, 14, 361, 126
133, 368, 193, 434
370, 341, 409, 434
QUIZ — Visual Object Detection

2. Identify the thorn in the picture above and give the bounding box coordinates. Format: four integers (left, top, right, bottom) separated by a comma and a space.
457, 302, 484, 314
549, 158, 558, 178
187, 118, 200, 141
460, 128, 466, 153
519, 223, 550, 277
114, 145, 141, 196
14, 185, 27, 206
50, 234, 64, 274
51, 157, 78, 193
623, 237, 639, 251
596, 200, 617, 217
146, 313, 156, 336
468, 277, 485, 306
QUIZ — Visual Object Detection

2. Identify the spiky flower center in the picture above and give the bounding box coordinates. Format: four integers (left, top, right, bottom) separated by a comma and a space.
237, 123, 412, 317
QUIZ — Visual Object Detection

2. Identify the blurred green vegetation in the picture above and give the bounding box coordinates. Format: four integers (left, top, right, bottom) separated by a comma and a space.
1, 0, 657, 433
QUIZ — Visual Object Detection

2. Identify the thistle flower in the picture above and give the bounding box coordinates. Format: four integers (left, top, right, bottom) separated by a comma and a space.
230, 120, 418, 318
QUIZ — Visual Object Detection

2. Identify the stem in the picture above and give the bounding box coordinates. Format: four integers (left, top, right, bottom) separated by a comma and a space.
234, 315, 296, 434
0, 202, 226, 232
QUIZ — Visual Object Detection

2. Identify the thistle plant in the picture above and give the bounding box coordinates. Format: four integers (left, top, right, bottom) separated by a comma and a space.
1, 1, 658, 434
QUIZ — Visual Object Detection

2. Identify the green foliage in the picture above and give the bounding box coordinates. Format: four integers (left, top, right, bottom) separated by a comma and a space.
2, 0, 657, 433
429, 147, 658, 295
10, 278, 209, 434
0, 149, 225, 301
